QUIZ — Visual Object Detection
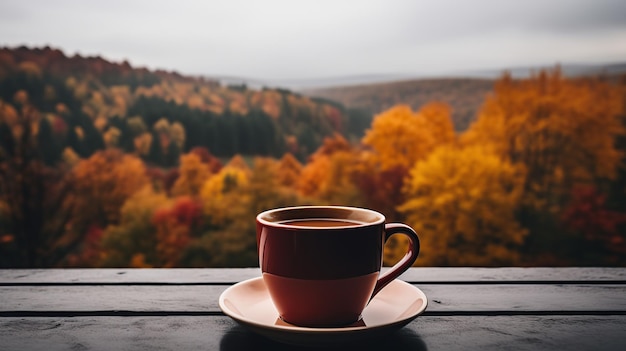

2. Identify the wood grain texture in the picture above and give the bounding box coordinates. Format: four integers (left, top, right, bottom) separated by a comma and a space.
1, 284, 625, 314
1, 316, 625, 351
1, 268, 625, 350
1, 267, 625, 284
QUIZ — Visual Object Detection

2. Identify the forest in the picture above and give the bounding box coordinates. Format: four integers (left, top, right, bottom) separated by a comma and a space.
1, 46, 625, 268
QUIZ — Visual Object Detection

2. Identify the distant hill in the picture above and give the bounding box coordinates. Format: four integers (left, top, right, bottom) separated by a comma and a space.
303, 78, 495, 132
301, 62, 626, 131
453, 62, 626, 79
208, 62, 626, 91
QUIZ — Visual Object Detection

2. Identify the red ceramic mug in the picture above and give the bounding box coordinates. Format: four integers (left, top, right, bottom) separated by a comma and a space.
256, 206, 420, 327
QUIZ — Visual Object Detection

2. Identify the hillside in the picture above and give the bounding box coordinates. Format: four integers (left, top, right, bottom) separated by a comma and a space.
302, 62, 626, 132
303, 78, 495, 132
0, 46, 359, 165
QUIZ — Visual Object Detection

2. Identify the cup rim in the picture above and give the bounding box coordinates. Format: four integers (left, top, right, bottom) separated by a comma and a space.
256, 205, 385, 229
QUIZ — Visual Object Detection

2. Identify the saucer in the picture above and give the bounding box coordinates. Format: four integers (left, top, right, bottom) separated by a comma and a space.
218, 277, 428, 346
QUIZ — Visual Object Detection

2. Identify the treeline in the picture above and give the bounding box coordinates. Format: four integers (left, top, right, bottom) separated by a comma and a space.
1, 47, 625, 268
0, 46, 370, 167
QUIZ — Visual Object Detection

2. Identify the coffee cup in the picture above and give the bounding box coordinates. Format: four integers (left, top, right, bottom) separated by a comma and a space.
256, 206, 420, 327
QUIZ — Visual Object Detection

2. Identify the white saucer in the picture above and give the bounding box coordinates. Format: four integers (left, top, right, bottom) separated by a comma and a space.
218, 277, 428, 346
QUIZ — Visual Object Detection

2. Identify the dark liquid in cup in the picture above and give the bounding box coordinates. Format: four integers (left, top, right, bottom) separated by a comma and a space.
278, 218, 365, 227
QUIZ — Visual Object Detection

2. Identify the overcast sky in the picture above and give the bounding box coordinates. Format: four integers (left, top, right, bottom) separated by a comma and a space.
1, 0, 625, 81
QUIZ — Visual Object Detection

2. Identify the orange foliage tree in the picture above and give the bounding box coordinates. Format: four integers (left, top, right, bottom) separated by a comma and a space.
276, 152, 302, 188
460, 69, 625, 262
360, 103, 456, 220
362, 103, 455, 171
297, 134, 365, 205
72, 149, 149, 228
462, 70, 624, 213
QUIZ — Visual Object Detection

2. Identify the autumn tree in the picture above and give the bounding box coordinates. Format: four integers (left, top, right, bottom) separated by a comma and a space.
297, 153, 331, 197
321, 151, 367, 206
276, 152, 302, 188
99, 185, 169, 267
71, 149, 149, 229
171, 152, 212, 197
190, 157, 305, 267
462, 70, 624, 213
297, 133, 351, 196
352, 153, 407, 221
360, 103, 456, 219
244, 157, 304, 215
399, 145, 528, 266
126, 116, 152, 156
296, 134, 364, 205
200, 156, 251, 227
148, 117, 182, 167
461, 70, 625, 261
190, 146, 222, 174
561, 185, 626, 265
101, 186, 202, 268
0, 104, 76, 267
224, 154, 251, 172
152, 196, 202, 267
362, 103, 455, 171
419, 102, 456, 144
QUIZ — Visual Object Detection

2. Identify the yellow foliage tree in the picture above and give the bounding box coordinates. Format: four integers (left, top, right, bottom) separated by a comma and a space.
171, 153, 211, 197
321, 151, 366, 206
398, 145, 528, 266
100, 185, 169, 267
194, 157, 305, 267
170, 121, 186, 149
200, 162, 250, 226
225, 154, 251, 172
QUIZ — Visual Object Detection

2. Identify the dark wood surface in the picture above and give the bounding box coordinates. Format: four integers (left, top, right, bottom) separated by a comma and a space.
1, 268, 625, 350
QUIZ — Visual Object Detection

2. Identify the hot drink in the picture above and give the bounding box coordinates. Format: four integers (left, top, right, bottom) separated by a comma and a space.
277, 218, 364, 227
256, 206, 420, 327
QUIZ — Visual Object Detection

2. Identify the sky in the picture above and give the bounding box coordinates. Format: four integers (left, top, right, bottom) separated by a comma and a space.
1, 0, 626, 82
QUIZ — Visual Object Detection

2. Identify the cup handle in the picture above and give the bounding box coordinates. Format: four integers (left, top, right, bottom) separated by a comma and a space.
371, 223, 421, 298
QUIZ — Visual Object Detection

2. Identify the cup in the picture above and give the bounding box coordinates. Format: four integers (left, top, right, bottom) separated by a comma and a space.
256, 206, 420, 327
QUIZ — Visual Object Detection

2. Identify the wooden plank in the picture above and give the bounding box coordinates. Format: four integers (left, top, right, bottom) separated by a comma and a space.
0, 268, 262, 285
1, 315, 625, 351
1, 267, 625, 284
2, 284, 625, 314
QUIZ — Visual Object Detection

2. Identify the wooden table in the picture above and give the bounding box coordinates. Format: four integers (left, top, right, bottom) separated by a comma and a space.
1, 268, 625, 350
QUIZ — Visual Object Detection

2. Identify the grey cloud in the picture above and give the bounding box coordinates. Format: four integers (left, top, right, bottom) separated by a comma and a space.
1, 0, 625, 80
